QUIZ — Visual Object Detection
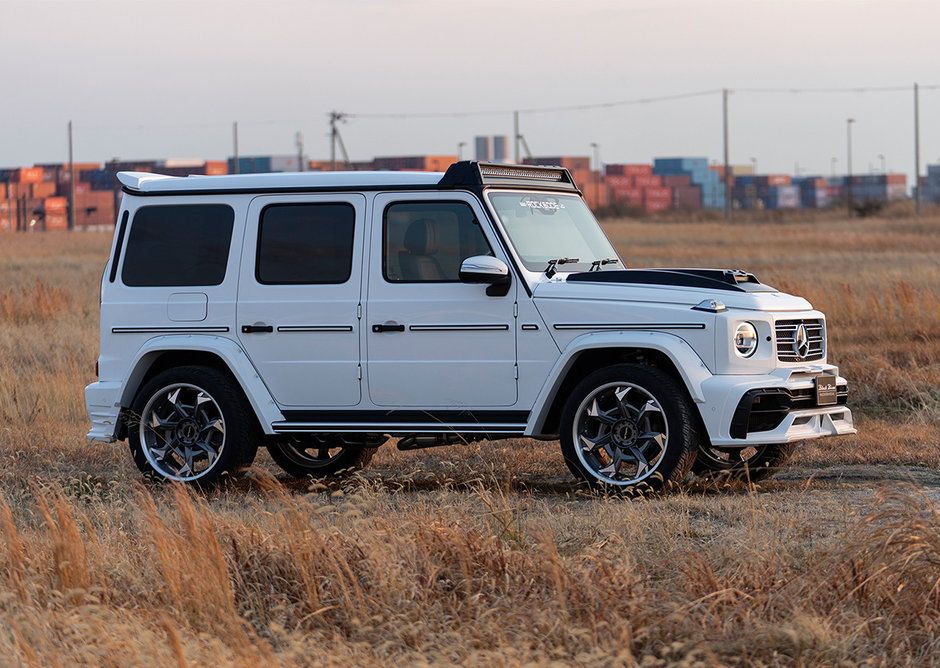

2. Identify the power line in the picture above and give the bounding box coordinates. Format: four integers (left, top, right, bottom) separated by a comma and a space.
348, 89, 724, 119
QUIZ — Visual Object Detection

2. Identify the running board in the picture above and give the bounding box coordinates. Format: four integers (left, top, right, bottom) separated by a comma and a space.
271, 422, 528, 435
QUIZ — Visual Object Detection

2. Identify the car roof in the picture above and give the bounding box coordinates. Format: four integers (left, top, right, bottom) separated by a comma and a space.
117, 170, 444, 193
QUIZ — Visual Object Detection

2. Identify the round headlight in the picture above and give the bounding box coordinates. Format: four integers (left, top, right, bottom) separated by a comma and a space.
734, 322, 758, 357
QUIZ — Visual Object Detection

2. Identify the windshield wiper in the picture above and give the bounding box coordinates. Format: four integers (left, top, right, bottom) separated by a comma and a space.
589, 258, 620, 272
545, 257, 580, 279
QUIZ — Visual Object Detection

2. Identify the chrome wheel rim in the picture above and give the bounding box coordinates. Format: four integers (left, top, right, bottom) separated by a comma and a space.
573, 381, 668, 486
139, 383, 226, 482
276, 436, 348, 470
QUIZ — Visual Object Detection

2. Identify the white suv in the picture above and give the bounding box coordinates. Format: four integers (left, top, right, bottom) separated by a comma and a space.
85, 162, 855, 490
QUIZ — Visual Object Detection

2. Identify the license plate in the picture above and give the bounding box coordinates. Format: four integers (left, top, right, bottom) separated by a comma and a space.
816, 374, 838, 406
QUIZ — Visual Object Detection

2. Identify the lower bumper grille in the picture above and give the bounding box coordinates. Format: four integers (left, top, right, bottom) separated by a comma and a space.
730, 384, 848, 439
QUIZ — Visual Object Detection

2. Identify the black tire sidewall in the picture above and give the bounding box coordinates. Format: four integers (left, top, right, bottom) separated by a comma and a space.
560, 364, 697, 492
267, 438, 377, 479
692, 441, 796, 482
128, 365, 259, 486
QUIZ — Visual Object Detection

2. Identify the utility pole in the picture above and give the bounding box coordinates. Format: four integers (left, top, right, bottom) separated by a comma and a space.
513, 111, 520, 164
67, 121, 75, 231
914, 83, 921, 215
846, 118, 855, 216
329, 111, 350, 170
295, 131, 304, 172
722, 88, 731, 220
232, 122, 239, 174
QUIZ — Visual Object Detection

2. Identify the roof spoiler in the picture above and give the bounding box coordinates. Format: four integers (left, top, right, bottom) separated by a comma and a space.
116, 171, 179, 191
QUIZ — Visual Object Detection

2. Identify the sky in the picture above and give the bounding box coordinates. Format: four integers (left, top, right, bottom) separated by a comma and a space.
1, 0, 938, 178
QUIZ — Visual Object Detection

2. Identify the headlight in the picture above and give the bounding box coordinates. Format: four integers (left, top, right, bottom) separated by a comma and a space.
734, 322, 758, 357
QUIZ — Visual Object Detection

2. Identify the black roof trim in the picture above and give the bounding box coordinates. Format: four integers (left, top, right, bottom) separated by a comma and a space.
567, 268, 776, 293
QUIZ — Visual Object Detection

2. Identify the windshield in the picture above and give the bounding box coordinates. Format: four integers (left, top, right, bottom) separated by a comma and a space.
487, 191, 620, 274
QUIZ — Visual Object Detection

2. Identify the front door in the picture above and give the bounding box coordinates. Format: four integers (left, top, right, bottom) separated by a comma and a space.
366, 192, 517, 407
237, 194, 365, 407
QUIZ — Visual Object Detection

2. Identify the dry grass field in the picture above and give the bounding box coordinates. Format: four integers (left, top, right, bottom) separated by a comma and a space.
0, 215, 938, 666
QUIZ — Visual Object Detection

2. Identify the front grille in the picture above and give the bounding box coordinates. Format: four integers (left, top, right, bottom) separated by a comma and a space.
775, 319, 825, 362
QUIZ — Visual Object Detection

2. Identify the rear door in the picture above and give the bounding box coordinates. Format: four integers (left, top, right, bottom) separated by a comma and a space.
236, 194, 365, 407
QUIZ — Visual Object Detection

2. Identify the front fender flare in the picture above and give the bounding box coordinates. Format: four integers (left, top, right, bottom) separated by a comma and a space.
526, 329, 713, 435
119, 335, 283, 435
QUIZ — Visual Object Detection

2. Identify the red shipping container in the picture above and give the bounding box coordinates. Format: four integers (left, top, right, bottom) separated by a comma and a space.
644, 199, 671, 213
634, 175, 663, 188
605, 175, 634, 188
622, 164, 653, 176
605, 164, 625, 176
759, 174, 791, 186
886, 174, 905, 185
662, 174, 691, 187
13, 167, 44, 184
44, 196, 67, 213
612, 187, 643, 204
73, 183, 91, 194
673, 186, 702, 208
643, 187, 672, 201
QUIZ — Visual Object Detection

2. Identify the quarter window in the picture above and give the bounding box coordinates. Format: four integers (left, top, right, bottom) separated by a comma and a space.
384, 201, 492, 282
257, 203, 355, 284
122, 204, 234, 287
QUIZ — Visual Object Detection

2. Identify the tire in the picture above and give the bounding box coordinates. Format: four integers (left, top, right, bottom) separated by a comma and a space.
128, 365, 260, 486
692, 441, 796, 482
267, 434, 384, 479
560, 364, 697, 493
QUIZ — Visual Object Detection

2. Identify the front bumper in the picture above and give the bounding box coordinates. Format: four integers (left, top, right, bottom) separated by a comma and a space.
85, 381, 122, 443
698, 364, 856, 447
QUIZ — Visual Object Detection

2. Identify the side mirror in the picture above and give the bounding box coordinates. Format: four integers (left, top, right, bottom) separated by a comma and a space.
459, 255, 511, 296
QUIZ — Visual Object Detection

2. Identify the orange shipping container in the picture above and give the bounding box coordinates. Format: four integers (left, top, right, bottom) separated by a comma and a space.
204, 160, 228, 176
14, 167, 44, 183
44, 196, 67, 213
766, 175, 791, 186
45, 213, 68, 230
644, 199, 671, 213
31, 182, 57, 198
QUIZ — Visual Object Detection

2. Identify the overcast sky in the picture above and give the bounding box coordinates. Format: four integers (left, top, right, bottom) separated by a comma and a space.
1, 0, 938, 177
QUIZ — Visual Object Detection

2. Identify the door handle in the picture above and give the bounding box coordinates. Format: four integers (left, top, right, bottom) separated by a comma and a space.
372, 323, 405, 333
241, 324, 274, 333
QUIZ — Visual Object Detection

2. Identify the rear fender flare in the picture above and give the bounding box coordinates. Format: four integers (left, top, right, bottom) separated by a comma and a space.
119, 335, 282, 435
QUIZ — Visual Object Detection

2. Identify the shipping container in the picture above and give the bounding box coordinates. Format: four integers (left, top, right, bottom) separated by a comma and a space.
45, 213, 68, 230
205, 160, 228, 176
13, 167, 44, 184
523, 156, 591, 172
673, 185, 701, 209
633, 175, 662, 188
662, 174, 691, 187
44, 196, 67, 213
611, 187, 643, 205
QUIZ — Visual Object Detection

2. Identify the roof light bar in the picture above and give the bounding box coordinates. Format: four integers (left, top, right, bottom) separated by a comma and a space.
478, 165, 565, 181
438, 161, 579, 190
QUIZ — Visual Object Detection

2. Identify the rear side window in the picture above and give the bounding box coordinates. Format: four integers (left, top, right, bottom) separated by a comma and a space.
256, 203, 355, 284
122, 204, 234, 287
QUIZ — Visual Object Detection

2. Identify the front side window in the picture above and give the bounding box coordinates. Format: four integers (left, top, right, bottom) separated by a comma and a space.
384, 201, 492, 282
256, 203, 355, 284
487, 192, 619, 273
122, 204, 234, 287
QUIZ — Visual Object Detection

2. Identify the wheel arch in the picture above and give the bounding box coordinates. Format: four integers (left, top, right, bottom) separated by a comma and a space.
116, 336, 282, 439
526, 331, 713, 436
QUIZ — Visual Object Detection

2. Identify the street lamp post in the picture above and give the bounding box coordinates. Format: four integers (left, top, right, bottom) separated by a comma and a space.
878, 154, 886, 174
457, 142, 466, 161
846, 118, 855, 216
830, 157, 837, 177
750, 157, 757, 175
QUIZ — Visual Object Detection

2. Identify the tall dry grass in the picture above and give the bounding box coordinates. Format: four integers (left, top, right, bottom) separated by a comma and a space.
0, 478, 937, 665
0, 215, 939, 664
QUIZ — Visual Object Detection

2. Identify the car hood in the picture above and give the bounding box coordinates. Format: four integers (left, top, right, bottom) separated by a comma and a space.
533, 268, 813, 312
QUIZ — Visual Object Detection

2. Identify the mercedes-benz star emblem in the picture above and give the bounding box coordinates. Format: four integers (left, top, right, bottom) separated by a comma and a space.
794, 323, 811, 359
